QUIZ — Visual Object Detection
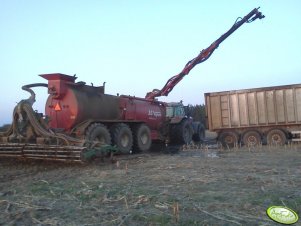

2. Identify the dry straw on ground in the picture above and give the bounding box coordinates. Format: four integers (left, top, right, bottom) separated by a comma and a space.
0, 143, 300, 225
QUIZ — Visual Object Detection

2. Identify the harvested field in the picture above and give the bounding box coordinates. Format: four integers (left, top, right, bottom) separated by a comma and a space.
0, 142, 300, 225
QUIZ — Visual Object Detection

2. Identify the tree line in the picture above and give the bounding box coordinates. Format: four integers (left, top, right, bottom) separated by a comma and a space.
185, 104, 206, 126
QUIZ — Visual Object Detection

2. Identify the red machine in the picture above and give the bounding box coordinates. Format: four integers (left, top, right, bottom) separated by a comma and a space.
42, 73, 165, 135
0, 8, 264, 162
146, 7, 264, 100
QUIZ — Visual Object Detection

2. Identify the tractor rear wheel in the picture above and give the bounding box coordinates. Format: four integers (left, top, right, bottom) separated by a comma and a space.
110, 123, 133, 154
133, 124, 152, 153
192, 123, 205, 142
171, 119, 193, 144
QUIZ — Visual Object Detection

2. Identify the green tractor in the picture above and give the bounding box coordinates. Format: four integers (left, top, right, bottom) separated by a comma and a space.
166, 102, 205, 144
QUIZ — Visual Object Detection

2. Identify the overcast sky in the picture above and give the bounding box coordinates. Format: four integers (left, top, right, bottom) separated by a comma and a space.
1, 1, 301, 125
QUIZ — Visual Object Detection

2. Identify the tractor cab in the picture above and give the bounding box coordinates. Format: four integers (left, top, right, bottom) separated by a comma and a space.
166, 102, 188, 124
166, 102, 205, 143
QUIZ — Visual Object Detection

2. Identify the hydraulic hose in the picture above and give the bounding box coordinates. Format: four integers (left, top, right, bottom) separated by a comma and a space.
22, 83, 48, 106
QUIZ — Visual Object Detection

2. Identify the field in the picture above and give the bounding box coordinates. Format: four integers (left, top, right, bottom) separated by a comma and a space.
0, 137, 300, 225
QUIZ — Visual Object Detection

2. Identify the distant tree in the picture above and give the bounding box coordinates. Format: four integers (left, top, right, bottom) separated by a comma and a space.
0, 124, 11, 132
185, 104, 206, 126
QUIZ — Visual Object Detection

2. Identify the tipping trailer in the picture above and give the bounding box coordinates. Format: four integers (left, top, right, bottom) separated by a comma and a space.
205, 84, 301, 147
0, 8, 264, 162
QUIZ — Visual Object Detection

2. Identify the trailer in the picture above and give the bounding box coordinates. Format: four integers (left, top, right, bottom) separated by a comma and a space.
205, 84, 301, 147
0, 8, 264, 162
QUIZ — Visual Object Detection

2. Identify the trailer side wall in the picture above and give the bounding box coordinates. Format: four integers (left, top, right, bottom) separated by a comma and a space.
205, 84, 301, 131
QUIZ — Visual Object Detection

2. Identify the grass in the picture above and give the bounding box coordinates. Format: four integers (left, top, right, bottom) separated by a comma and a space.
0, 144, 300, 225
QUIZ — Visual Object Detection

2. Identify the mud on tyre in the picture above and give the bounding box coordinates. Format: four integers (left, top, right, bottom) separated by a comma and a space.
110, 123, 133, 154
266, 129, 287, 145
192, 123, 205, 142
132, 123, 152, 153
242, 130, 261, 146
218, 131, 239, 148
171, 119, 193, 144
85, 123, 111, 145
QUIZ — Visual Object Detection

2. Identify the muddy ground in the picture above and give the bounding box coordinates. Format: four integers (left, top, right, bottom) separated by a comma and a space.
0, 141, 300, 226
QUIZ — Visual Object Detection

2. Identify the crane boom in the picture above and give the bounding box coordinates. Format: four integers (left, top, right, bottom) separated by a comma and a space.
145, 7, 265, 100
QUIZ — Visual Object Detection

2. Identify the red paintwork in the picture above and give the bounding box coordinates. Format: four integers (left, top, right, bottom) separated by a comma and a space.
119, 96, 166, 139
145, 8, 264, 100
41, 73, 166, 139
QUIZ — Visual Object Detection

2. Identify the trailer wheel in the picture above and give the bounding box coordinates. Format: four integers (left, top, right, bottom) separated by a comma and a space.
218, 131, 239, 148
110, 123, 133, 154
267, 129, 287, 145
133, 124, 151, 153
242, 130, 261, 146
85, 123, 111, 145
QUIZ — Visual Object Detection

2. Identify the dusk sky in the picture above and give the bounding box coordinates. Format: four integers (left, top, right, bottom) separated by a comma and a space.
1, 1, 300, 125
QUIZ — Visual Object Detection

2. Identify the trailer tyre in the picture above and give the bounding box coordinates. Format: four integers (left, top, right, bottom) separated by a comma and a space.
267, 129, 287, 146
85, 123, 111, 145
110, 123, 133, 154
218, 131, 239, 148
242, 130, 261, 146
133, 124, 152, 153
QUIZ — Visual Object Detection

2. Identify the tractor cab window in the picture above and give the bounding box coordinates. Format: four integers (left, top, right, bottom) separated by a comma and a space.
174, 106, 185, 117
166, 106, 185, 118
166, 107, 174, 117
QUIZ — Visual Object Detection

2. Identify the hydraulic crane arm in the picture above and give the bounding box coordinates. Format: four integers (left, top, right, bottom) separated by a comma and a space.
145, 7, 265, 100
